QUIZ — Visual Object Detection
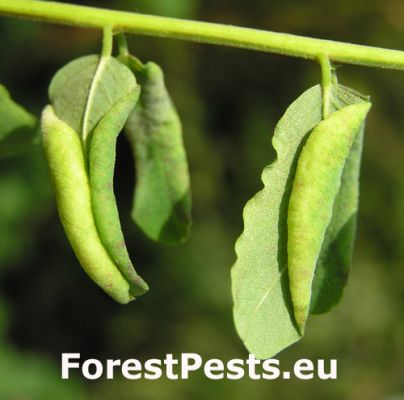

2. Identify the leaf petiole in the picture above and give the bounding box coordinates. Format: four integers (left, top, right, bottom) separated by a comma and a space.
102, 26, 113, 58
317, 54, 332, 119
116, 32, 129, 58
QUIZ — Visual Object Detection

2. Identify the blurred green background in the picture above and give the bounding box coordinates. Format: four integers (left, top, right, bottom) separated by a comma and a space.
0, 0, 403, 398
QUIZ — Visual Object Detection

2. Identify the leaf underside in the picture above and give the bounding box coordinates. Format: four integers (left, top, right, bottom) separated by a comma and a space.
231, 84, 368, 358
48, 55, 137, 144
123, 57, 192, 244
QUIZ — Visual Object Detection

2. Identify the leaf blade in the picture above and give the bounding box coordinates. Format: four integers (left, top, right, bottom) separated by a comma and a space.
232, 85, 324, 358
49, 55, 137, 146
122, 56, 192, 243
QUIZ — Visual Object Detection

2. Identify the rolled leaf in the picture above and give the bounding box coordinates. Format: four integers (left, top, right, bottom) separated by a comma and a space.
120, 55, 192, 244
88, 90, 149, 296
41, 106, 133, 304
310, 85, 369, 314
287, 102, 371, 332
46, 54, 149, 300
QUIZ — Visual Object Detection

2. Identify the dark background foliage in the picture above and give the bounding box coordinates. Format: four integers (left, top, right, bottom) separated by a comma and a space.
0, 0, 403, 398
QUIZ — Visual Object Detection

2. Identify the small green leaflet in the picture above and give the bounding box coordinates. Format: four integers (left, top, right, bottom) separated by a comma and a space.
0, 84, 37, 158
231, 84, 370, 358
121, 55, 192, 243
49, 54, 137, 147
310, 85, 369, 314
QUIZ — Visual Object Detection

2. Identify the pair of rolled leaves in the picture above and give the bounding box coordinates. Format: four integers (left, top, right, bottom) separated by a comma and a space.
232, 83, 371, 358
41, 53, 191, 303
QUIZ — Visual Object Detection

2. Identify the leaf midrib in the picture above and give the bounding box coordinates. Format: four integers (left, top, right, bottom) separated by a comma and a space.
81, 55, 109, 143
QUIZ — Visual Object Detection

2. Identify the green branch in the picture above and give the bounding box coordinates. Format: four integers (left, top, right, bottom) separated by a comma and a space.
1, 0, 404, 70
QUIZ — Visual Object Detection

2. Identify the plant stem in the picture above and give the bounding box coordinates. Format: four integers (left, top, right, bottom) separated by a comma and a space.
0, 0, 404, 70
116, 33, 129, 58
102, 26, 113, 58
318, 54, 332, 118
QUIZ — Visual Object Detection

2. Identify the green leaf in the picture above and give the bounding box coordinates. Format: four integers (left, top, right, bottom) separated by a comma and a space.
46, 54, 148, 301
48, 54, 137, 146
310, 85, 369, 314
231, 84, 370, 358
121, 55, 192, 243
0, 83, 37, 158
88, 90, 149, 297
41, 106, 135, 304
232, 85, 323, 358
287, 101, 370, 332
